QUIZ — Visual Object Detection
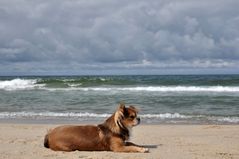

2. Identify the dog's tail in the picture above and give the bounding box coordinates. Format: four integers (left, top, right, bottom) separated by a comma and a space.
44, 134, 49, 148
44, 129, 53, 148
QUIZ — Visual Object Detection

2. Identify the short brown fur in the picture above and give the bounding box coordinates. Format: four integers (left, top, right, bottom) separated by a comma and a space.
44, 104, 149, 153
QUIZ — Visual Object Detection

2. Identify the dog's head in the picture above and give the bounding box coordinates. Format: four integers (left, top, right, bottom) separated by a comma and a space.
101, 103, 141, 140
114, 103, 140, 129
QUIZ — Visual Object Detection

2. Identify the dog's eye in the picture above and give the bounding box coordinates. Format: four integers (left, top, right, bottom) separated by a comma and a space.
129, 115, 135, 119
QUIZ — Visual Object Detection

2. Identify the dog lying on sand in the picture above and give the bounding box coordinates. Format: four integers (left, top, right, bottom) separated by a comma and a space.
44, 103, 149, 153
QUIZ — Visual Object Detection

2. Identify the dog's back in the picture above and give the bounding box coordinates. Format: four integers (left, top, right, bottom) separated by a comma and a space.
45, 125, 109, 151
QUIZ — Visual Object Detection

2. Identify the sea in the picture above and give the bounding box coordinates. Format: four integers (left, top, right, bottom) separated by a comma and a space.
0, 75, 239, 124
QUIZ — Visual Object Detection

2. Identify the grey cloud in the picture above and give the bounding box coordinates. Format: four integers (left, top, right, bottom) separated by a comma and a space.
0, 0, 239, 75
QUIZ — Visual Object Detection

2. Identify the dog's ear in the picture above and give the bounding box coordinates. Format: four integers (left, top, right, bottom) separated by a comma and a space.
114, 102, 126, 122
118, 102, 126, 113
129, 105, 139, 113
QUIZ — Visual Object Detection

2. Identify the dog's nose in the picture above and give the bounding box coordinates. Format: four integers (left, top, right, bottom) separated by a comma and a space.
137, 117, 140, 124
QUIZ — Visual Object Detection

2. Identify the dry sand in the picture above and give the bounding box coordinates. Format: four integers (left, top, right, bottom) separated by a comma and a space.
0, 123, 238, 159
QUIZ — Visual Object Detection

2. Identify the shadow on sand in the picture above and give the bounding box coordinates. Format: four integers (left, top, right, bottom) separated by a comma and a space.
143, 144, 161, 149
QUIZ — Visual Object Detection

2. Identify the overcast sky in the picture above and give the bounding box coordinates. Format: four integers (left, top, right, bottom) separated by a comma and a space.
0, 0, 239, 75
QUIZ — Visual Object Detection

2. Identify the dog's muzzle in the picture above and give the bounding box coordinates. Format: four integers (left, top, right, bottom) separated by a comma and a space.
137, 117, 140, 124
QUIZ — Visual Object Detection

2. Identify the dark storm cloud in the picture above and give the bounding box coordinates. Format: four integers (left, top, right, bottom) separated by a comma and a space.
0, 0, 239, 75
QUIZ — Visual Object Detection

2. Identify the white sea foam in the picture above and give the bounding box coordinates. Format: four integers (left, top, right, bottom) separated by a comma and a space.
217, 117, 239, 123
0, 79, 44, 91
0, 112, 189, 120
1, 78, 239, 92
67, 83, 82, 87
117, 86, 239, 92
140, 113, 189, 119
0, 112, 111, 118
40, 86, 239, 92
99, 77, 106, 81
0, 112, 238, 123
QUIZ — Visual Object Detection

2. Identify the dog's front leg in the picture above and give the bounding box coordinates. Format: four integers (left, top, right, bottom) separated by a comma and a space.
111, 138, 149, 153
126, 142, 149, 152
113, 145, 149, 153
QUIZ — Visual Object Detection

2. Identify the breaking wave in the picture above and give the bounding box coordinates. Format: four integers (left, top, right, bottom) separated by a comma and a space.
0, 112, 238, 124
1, 78, 239, 92
0, 79, 43, 90
0, 112, 111, 118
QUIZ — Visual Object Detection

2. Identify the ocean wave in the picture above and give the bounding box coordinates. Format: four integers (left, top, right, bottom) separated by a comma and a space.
0, 79, 44, 91
215, 117, 239, 123
41, 86, 239, 92
1, 78, 239, 92
0, 112, 190, 120
140, 113, 189, 119
0, 112, 111, 118
0, 112, 238, 123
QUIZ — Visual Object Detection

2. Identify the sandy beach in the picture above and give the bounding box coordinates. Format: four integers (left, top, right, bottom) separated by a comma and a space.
0, 123, 238, 159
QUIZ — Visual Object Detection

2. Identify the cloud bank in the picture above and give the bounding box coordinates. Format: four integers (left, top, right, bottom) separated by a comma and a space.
0, 0, 239, 75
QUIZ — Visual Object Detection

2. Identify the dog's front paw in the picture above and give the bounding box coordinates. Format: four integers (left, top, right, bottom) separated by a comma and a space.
139, 147, 149, 153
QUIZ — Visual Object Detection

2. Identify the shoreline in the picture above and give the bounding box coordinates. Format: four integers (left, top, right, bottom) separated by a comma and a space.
0, 123, 238, 159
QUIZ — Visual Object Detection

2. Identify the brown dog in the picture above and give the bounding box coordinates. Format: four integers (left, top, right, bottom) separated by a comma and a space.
44, 104, 149, 153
